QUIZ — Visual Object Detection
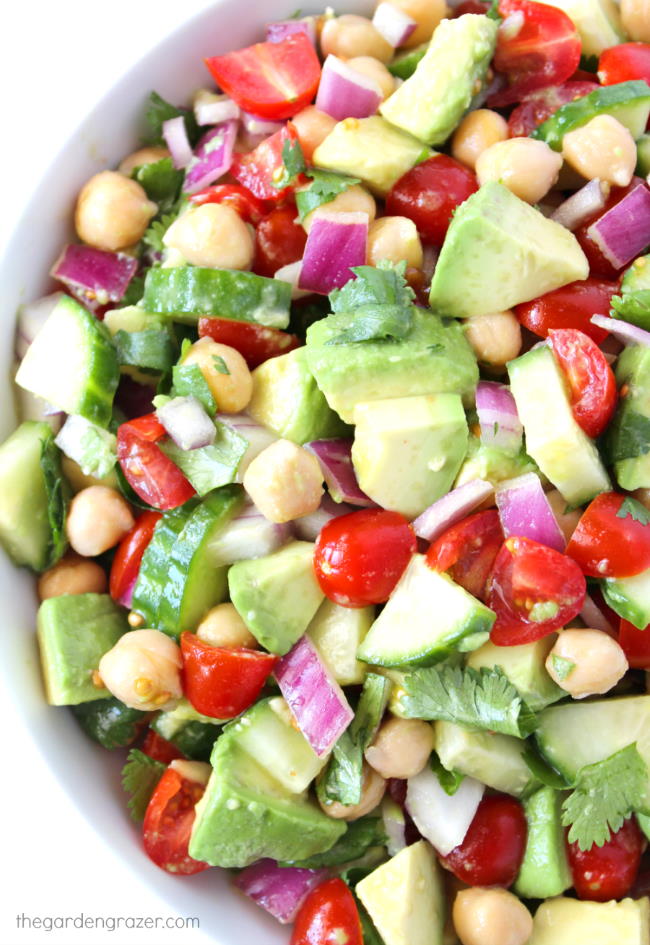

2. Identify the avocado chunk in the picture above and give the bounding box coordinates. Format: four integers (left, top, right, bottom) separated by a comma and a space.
380, 15, 498, 146
606, 344, 650, 490
529, 897, 650, 945
352, 394, 468, 518
228, 540, 324, 655
467, 637, 564, 711
312, 116, 429, 197
436, 721, 538, 797
38, 594, 129, 705
543, 0, 625, 56
306, 307, 478, 424
307, 598, 373, 686
455, 436, 542, 490
515, 787, 573, 899
356, 841, 445, 945
247, 347, 349, 444
429, 182, 589, 318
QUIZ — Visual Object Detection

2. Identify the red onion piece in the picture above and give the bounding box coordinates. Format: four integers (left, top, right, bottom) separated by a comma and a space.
16, 293, 63, 360
275, 635, 354, 757
586, 183, 650, 270
372, 2, 417, 46
293, 494, 355, 541
162, 116, 194, 169
114, 375, 156, 420
156, 396, 216, 451
266, 17, 317, 45
412, 479, 494, 541
476, 381, 523, 453
406, 768, 484, 856
580, 592, 616, 635
209, 501, 292, 566
550, 179, 610, 231
299, 211, 369, 294
315, 55, 383, 121
184, 121, 238, 195
194, 92, 240, 126
234, 859, 327, 924
241, 111, 285, 137
51, 245, 138, 311
495, 473, 566, 552
591, 313, 650, 347
306, 439, 375, 507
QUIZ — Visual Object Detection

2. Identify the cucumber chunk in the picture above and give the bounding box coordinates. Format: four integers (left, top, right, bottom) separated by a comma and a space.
532, 81, 650, 150
602, 568, 650, 630
72, 697, 148, 749
435, 720, 538, 797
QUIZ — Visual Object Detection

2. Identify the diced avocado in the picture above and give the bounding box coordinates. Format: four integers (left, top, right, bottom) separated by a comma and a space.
544, 0, 625, 56
352, 394, 468, 518
228, 541, 324, 655
38, 594, 129, 706
247, 347, 349, 444
72, 697, 148, 749
387, 42, 429, 79
606, 345, 650, 490
529, 897, 650, 945
637, 136, 650, 178
455, 436, 541, 490
305, 307, 478, 424
312, 116, 430, 197
381, 15, 498, 146
429, 183, 589, 318
357, 555, 495, 667
601, 567, 650, 630
435, 721, 538, 797
514, 787, 573, 899
307, 598, 373, 686
509, 344, 610, 505
356, 841, 445, 945
467, 637, 564, 711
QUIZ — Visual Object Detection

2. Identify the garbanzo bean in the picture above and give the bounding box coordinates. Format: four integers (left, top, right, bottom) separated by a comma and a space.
98, 629, 182, 712
118, 146, 170, 176
346, 56, 396, 99
321, 14, 393, 63
196, 603, 258, 649
546, 629, 629, 698
181, 338, 253, 414
453, 888, 533, 945
367, 216, 423, 268
243, 440, 324, 524
66, 486, 134, 557
291, 106, 338, 162
365, 717, 434, 779
75, 171, 157, 251
38, 553, 107, 600
562, 115, 637, 187
621, 0, 650, 42
163, 203, 254, 270
381, 0, 449, 46
451, 109, 509, 172
476, 137, 563, 204
464, 311, 522, 368
320, 764, 386, 820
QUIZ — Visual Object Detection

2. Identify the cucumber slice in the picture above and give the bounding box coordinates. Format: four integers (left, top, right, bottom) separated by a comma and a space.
387, 42, 429, 79
637, 135, 650, 177
601, 567, 650, 630
435, 721, 538, 797
141, 267, 291, 328
544, 0, 625, 57
15, 295, 119, 427
72, 697, 148, 749
307, 599, 373, 686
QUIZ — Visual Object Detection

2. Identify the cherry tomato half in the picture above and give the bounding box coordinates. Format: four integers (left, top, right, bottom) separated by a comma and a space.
488, 536, 586, 645
313, 509, 416, 608
231, 125, 303, 201
143, 764, 210, 875
507, 80, 599, 136
188, 183, 269, 225
619, 618, 650, 669
291, 878, 363, 945
548, 329, 618, 438
441, 794, 527, 887
141, 729, 184, 765
514, 278, 616, 343
116, 415, 195, 511
254, 205, 307, 277
426, 510, 504, 602
566, 492, 650, 579
109, 509, 162, 607
198, 316, 301, 369
568, 817, 644, 901
599, 42, 650, 86
575, 179, 647, 278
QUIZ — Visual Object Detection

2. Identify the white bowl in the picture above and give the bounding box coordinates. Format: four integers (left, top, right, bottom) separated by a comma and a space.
0, 1, 371, 941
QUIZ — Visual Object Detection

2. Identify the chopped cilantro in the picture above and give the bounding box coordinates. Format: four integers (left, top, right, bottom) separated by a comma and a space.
273, 137, 307, 190
325, 262, 416, 345
40, 435, 68, 569
121, 749, 165, 822
212, 355, 231, 375
430, 754, 465, 795
551, 654, 576, 682
142, 213, 178, 254
143, 91, 200, 147
616, 496, 650, 526
295, 169, 361, 222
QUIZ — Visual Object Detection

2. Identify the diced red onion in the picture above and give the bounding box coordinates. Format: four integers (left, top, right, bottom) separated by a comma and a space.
293, 494, 355, 541
16, 293, 63, 360
586, 183, 650, 270
194, 91, 240, 126
299, 212, 369, 294
591, 314, 650, 347
476, 380, 523, 453
114, 375, 156, 420
580, 592, 616, 635
162, 116, 194, 169
315, 56, 383, 121
267, 17, 317, 46
234, 859, 327, 925
382, 798, 406, 857
306, 439, 375, 507
241, 111, 285, 137
412, 479, 494, 541
275, 635, 354, 757
372, 2, 417, 46
406, 768, 485, 856
496, 473, 566, 552
422, 245, 439, 285
184, 121, 238, 195
274, 261, 312, 300
50, 245, 138, 311
209, 501, 292, 567
43, 402, 66, 418
550, 179, 610, 231
156, 396, 216, 451
217, 413, 278, 478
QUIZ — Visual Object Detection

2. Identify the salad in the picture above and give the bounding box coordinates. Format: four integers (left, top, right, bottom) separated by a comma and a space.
3, 0, 650, 942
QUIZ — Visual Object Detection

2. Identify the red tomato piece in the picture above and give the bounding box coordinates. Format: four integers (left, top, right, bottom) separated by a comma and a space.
441, 795, 528, 887
254, 205, 307, 277
116, 414, 195, 511
291, 878, 363, 945
426, 510, 504, 602
567, 817, 644, 901
313, 509, 417, 608
141, 730, 184, 765
619, 618, 650, 669
386, 155, 478, 248
507, 80, 599, 136
143, 766, 210, 875
180, 633, 277, 719
514, 278, 616, 343
231, 125, 303, 201
198, 316, 301, 369
575, 178, 647, 278
188, 183, 269, 224
109, 509, 162, 606
548, 329, 617, 438
599, 42, 650, 85
488, 536, 586, 645
205, 34, 321, 120
567, 492, 650, 578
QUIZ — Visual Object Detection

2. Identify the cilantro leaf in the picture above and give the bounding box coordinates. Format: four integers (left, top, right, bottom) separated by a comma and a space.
171, 362, 217, 413
295, 169, 361, 222
142, 213, 178, 254
55, 415, 117, 480
144, 91, 200, 148
616, 496, 650, 526
606, 410, 650, 463
160, 423, 248, 495
273, 137, 307, 190
40, 435, 69, 569
325, 263, 416, 346
131, 157, 183, 211
280, 817, 386, 868
551, 654, 576, 682
121, 749, 165, 822
430, 754, 465, 795
399, 664, 538, 738
486, 0, 503, 21
212, 355, 231, 375
611, 291, 650, 330
562, 744, 650, 850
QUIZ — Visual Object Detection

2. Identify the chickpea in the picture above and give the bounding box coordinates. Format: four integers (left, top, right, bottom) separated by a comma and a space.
163, 203, 254, 271
621, 0, 650, 42
464, 310, 522, 368
633, 488, 650, 512
546, 628, 629, 699
451, 109, 509, 172
545, 489, 581, 544
562, 115, 637, 187
365, 717, 434, 779
38, 553, 107, 600
182, 338, 253, 413
118, 146, 170, 176
61, 455, 118, 494
196, 603, 258, 649
98, 629, 182, 712
476, 137, 563, 204
346, 56, 396, 99
66, 486, 134, 557
367, 216, 423, 268
75, 171, 157, 251
243, 439, 324, 524
321, 14, 393, 63
320, 764, 386, 820
382, 0, 449, 46
453, 888, 533, 945
291, 106, 338, 162
302, 184, 377, 234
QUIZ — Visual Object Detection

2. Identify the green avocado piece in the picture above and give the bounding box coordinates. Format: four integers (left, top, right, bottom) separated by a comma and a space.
529, 897, 650, 945
515, 787, 573, 899
606, 344, 650, 490
455, 435, 541, 490
352, 394, 468, 518
307, 598, 374, 686
467, 637, 564, 712
305, 308, 478, 424
430, 183, 589, 318
228, 541, 324, 655
543, 0, 625, 57
247, 347, 349, 444
380, 14, 498, 146
38, 594, 129, 706
387, 42, 429, 79
72, 697, 148, 749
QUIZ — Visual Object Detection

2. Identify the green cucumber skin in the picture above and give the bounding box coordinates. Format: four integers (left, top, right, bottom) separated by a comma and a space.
71, 697, 148, 749
169, 720, 222, 761
79, 317, 121, 427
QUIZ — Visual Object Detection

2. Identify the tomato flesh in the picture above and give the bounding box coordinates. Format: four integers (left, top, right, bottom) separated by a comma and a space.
426, 510, 504, 602
567, 817, 644, 901
507, 80, 599, 136
117, 415, 195, 511
619, 618, 650, 669
141, 730, 184, 765
514, 278, 616, 343
198, 316, 301, 369
231, 125, 303, 201
566, 492, 650, 579
548, 329, 618, 439
254, 204, 307, 277
188, 183, 269, 224
441, 794, 527, 887
291, 878, 363, 945
109, 509, 161, 607
599, 42, 650, 85
143, 767, 210, 875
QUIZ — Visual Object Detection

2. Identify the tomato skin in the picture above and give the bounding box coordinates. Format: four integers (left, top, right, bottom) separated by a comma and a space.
599, 42, 650, 85
291, 878, 363, 945
180, 633, 278, 719
566, 492, 650, 579
385, 155, 478, 248
188, 183, 268, 224
313, 509, 417, 608
514, 278, 616, 343
426, 510, 504, 602
575, 179, 647, 278
619, 618, 650, 668
109, 510, 162, 607
141, 730, 184, 764
507, 80, 599, 136
567, 817, 644, 901
231, 125, 303, 201
254, 205, 307, 277
441, 795, 528, 887
548, 329, 617, 438
116, 415, 195, 511
488, 536, 586, 645
198, 316, 301, 369
142, 767, 210, 875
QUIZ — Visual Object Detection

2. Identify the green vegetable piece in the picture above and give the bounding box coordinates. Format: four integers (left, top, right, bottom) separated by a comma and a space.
72, 697, 148, 750
387, 42, 429, 80
515, 786, 573, 899
142, 213, 179, 254
437, 721, 539, 797
606, 344, 650, 490
551, 655, 576, 682
274, 137, 307, 190
160, 425, 247, 496
296, 169, 361, 222
522, 747, 571, 790
131, 157, 183, 208
121, 749, 166, 822
144, 91, 200, 147
602, 567, 650, 630
170, 362, 217, 413
466, 636, 564, 712
113, 329, 177, 373
281, 817, 387, 869
325, 262, 415, 345
430, 754, 465, 796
